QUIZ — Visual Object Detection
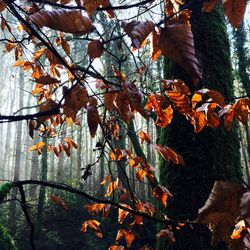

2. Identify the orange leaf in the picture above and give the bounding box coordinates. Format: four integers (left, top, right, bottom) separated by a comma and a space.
139, 131, 151, 144
87, 40, 104, 59
129, 157, 143, 168
28, 141, 46, 152
81, 220, 103, 238
50, 195, 70, 212
105, 179, 118, 197
122, 20, 155, 49
87, 203, 105, 215
115, 229, 135, 248
151, 29, 161, 61
118, 204, 132, 224
100, 175, 111, 185
155, 144, 185, 166
136, 169, 147, 182
108, 246, 125, 250
223, 0, 247, 28
29, 10, 95, 34
153, 185, 173, 207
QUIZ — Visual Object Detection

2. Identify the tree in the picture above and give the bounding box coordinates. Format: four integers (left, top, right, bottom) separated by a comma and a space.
0, 0, 249, 249
158, 2, 242, 249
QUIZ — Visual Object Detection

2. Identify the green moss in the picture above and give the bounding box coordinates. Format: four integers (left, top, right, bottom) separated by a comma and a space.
0, 224, 17, 250
157, 3, 242, 250
0, 183, 12, 203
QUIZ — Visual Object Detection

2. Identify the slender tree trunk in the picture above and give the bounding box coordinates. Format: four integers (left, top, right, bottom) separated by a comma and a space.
37, 136, 48, 237
9, 69, 24, 234
158, 4, 242, 249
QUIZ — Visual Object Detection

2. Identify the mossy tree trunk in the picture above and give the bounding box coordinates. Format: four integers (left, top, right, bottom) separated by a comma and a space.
157, 3, 242, 250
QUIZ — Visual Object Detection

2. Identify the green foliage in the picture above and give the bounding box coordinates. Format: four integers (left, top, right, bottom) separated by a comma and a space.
0, 224, 17, 250
0, 183, 12, 203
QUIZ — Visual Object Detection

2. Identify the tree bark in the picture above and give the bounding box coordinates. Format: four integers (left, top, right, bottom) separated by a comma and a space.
158, 3, 242, 250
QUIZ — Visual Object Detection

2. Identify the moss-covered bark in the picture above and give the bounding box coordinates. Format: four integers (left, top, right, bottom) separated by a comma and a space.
157, 3, 242, 250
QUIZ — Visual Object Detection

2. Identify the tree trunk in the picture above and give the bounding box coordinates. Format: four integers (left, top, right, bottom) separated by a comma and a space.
158, 3, 242, 250
9, 69, 24, 234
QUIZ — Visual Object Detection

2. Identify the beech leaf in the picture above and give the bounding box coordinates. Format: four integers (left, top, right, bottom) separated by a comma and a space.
29, 10, 95, 34
197, 181, 246, 244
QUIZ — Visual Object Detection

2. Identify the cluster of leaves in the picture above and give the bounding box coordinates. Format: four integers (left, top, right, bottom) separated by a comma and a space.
0, 0, 249, 249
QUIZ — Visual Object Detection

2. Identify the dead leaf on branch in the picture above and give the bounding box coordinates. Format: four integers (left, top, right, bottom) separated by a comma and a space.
158, 17, 202, 84
202, 0, 219, 12
29, 10, 95, 34
153, 185, 173, 207
87, 40, 104, 59
122, 20, 155, 49
81, 219, 103, 238
197, 181, 246, 245
87, 97, 100, 137
50, 195, 70, 212
156, 227, 176, 244
223, 0, 247, 28
115, 229, 135, 248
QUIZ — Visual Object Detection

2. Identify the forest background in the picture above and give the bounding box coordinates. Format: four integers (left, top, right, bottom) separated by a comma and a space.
0, 0, 250, 250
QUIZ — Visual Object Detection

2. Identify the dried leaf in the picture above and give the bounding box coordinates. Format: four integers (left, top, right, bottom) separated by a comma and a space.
155, 144, 185, 166
87, 97, 100, 137
28, 141, 46, 152
202, 0, 219, 12
63, 84, 89, 120
223, 0, 247, 28
118, 204, 132, 224
115, 229, 135, 248
122, 20, 155, 49
87, 40, 104, 59
156, 228, 176, 244
139, 131, 151, 145
29, 10, 95, 34
153, 185, 173, 207
50, 195, 70, 212
81, 220, 103, 238
159, 18, 202, 83
83, 0, 110, 15
197, 181, 246, 244
105, 179, 118, 197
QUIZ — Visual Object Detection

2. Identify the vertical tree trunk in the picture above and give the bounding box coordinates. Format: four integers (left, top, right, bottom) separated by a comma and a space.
9, 69, 24, 234
37, 136, 48, 237
158, 3, 242, 250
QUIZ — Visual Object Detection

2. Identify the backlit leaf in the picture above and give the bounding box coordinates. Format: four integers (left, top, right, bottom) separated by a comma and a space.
50, 195, 70, 212
223, 0, 247, 28
115, 229, 135, 247
29, 10, 95, 34
153, 185, 173, 207
87, 40, 104, 59
122, 20, 155, 49
81, 220, 103, 238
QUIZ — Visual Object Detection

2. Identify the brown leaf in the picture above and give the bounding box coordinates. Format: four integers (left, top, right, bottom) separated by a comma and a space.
115, 229, 135, 248
62, 39, 71, 56
155, 144, 185, 166
118, 204, 132, 224
151, 29, 161, 61
81, 220, 103, 238
108, 246, 125, 250
139, 131, 151, 145
50, 195, 70, 212
159, 18, 202, 83
122, 20, 155, 49
87, 40, 104, 59
153, 185, 173, 207
87, 203, 105, 215
87, 97, 100, 137
83, 0, 110, 16
28, 120, 36, 139
202, 0, 219, 12
156, 228, 176, 244
223, 0, 247, 28
105, 179, 118, 197
63, 84, 89, 120
197, 181, 246, 244
35, 74, 59, 84
29, 10, 95, 34
104, 92, 117, 111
